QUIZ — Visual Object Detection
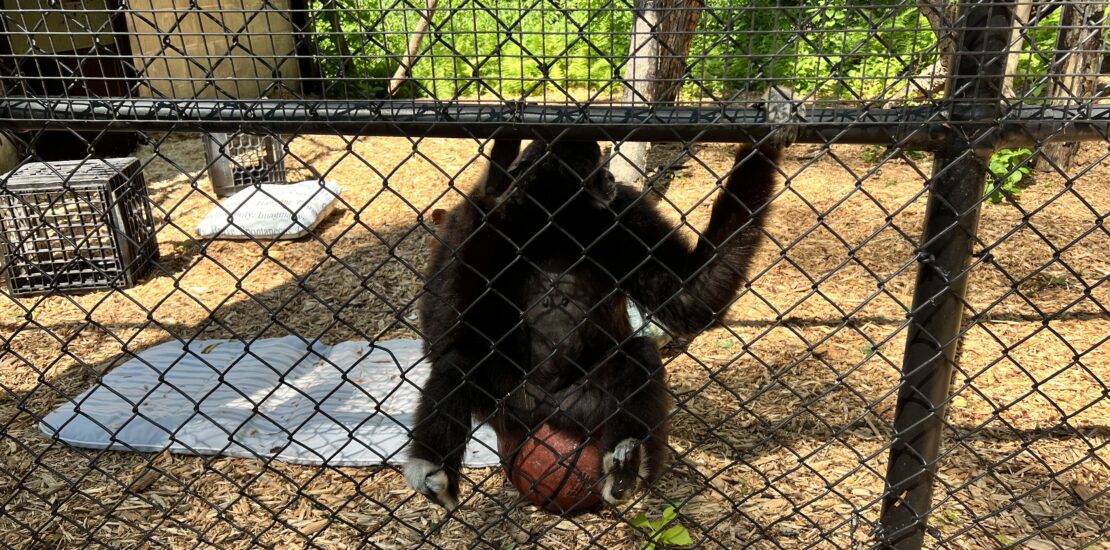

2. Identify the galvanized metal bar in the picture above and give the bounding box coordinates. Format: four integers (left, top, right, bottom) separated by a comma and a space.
878, 1, 1015, 548
3, 98, 1108, 148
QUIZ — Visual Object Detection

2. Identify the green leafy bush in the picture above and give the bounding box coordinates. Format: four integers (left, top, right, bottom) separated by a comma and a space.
309, 0, 945, 100
307, 2, 1089, 102
1013, 7, 1064, 99
630, 505, 692, 549
311, 0, 631, 98
986, 148, 1034, 203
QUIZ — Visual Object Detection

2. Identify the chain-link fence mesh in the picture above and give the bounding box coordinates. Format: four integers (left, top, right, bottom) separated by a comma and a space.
0, 1, 1106, 548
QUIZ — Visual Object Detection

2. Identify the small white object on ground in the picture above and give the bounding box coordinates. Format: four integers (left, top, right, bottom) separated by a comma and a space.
196, 180, 342, 240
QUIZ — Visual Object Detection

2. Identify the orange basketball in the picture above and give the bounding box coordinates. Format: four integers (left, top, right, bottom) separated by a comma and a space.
500, 424, 603, 514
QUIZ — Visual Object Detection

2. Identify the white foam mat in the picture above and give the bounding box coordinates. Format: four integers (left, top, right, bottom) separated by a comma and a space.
40, 337, 500, 467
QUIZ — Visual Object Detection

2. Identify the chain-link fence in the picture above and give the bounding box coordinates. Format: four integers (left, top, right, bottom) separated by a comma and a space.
0, 1, 1107, 548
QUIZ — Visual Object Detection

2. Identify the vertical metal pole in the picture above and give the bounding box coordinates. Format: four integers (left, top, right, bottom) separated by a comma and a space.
879, 2, 1014, 548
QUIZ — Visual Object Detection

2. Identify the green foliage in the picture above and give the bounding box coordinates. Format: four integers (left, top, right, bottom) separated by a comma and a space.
862, 343, 878, 357
861, 145, 885, 164
1013, 8, 1064, 99
861, 145, 926, 165
312, 0, 631, 98
630, 505, 692, 549
311, 1, 400, 98
309, 0, 940, 99
986, 148, 1034, 204
901, 149, 927, 161
681, 0, 938, 99
308, 1, 1070, 101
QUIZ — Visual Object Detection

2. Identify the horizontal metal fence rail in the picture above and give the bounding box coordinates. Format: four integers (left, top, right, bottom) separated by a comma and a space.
5, 100, 1110, 147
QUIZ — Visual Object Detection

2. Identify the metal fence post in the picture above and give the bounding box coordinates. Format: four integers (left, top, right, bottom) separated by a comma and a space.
879, 1, 1015, 548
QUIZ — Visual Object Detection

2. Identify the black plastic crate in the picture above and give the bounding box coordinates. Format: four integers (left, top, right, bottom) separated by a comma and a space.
202, 132, 288, 198
0, 158, 159, 296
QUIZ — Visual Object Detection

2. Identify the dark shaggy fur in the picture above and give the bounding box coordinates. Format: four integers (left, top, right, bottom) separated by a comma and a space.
404, 86, 803, 513
404, 134, 785, 511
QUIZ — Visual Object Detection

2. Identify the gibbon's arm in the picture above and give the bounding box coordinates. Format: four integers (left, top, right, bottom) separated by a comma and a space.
622, 144, 781, 338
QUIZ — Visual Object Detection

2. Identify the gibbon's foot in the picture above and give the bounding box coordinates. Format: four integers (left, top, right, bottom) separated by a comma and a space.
405, 458, 460, 511
602, 438, 648, 504
763, 85, 807, 148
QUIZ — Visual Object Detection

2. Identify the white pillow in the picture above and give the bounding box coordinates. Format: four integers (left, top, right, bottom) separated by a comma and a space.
196, 180, 341, 240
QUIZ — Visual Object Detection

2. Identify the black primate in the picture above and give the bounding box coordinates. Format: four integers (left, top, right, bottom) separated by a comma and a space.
406, 91, 801, 511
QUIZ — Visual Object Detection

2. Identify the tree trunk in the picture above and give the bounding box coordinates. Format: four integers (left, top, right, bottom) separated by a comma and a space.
917, 0, 958, 57
326, 1, 355, 79
647, 0, 703, 103
882, 0, 956, 105
1037, 1, 1106, 172
390, 0, 438, 96
290, 0, 323, 96
1001, 0, 1035, 98
609, 0, 703, 188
